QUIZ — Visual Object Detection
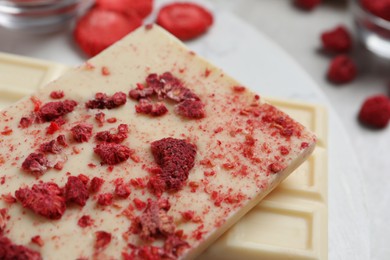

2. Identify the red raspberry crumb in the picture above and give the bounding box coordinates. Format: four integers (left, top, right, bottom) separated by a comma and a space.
95, 112, 106, 126
95, 124, 129, 143
21, 153, 49, 176
114, 179, 131, 198
151, 138, 196, 191
57, 134, 68, 146
38, 100, 77, 122
86, 92, 127, 110
131, 199, 175, 241
50, 91, 65, 99
174, 100, 205, 119
74, 8, 142, 57
327, 55, 357, 84
64, 176, 89, 206
164, 234, 190, 257
135, 99, 168, 117
321, 25, 352, 52
97, 193, 113, 206
96, 0, 153, 19
358, 94, 390, 128
39, 139, 62, 154
0, 236, 42, 260
95, 231, 112, 251
133, 198, 146, 210
90, 177, 105, 193
294, 0, 321, 11
46, 121, 61, 135
94, 142, 132, 165
31, 236, 44, 247
19, 116, 33, 128
268, 163, 284, 174
78, 174, 90, 185
1, 193, 16, 204
15, 182, 66, 220
157, 3, 213, 41
78, 215, 94, 228
71, 123, 93, 143
361, 0, 390, 22
181, 210, 195, 221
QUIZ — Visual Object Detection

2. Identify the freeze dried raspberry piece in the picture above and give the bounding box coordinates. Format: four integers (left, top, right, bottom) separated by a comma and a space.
90, 177, 105, 193
361, 0, 390, 22
96, 0, 153, 19
21, 153, 49, 176
74, 8, 142, 57
0, 208, 8, 234
114, 179, 131, 198
151, 138, 196, 191
78, 215, 94, 228
37, 100, 77, 122
95, 231, 112, 251
50, 90, 64, 99
174, 100, 205, 119
327, 55, 357, 84
135, 99, 168, 117
156, 3, 213, 41
94, 142, 132, 165
71, 123, 93, 143
64, 176, 89, 206
86, 92, 127, 110
39, 139, 62, 154
294, 0, 321, 11
97, 193, 113, 206
0, 236, 42, 260
321, 25, 352, 52
15, 182, 66, 220
358, 94, 390, 128
131, 199, 175, 241
95, 124, 129, 143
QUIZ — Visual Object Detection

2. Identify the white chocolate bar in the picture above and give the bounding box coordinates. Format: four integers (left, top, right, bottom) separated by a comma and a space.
0, 26, 319, 259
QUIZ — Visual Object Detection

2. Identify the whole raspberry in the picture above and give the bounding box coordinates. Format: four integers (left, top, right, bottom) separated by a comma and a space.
294, 0, 321, 11
321, 25, 352, 52
327, 55, 357, 84
358, 94, 390, 128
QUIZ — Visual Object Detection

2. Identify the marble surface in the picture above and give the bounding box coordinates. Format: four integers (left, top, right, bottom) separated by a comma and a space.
0, 0, 387, 259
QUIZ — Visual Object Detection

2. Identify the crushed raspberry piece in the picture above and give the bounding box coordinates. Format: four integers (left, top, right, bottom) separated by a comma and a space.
321, 25, 352, 52
164, 234, 190, 257
78, 215, 94, 228
95, 124, 129, 143
57, 134, 68, 146
78, 174, 90, 185
151, 138, 196, 191
90, 177, 105, 193
71, 123, 93, 143
50, 90, 65, 99
96, 0, 153, 19
86, 92, 127, 109
175, 100, 205, 119
64, 176, 89, 206
95, 231, 112, 251
31, 236, 44, 247
358, 94, 390, 128
114, 179, 131, 198
131, 199, 175, 241
157, 2, 213, 40
39, 139, 62, 154
74, 8, 142, 56
129, 87, 154, 100
19, 116, 33, 128
361, 0, 390, 22
233, 86, 246, 92
31, 96, 42, 112
280, 146, 290, 155
133, 198, 146, 210
97, 193, 113, 206
135, 99, 168, 117
15, 182, 66, 220
21, 153, 49, 176
0, 208, 8, 234
94, 142, 132, 165
294, 0, 321, 11
46, 121, 61, 135
1, 193, 16, 204
268, 163, 284, 174
327, 55, 357, 84
38, 100, 77, 122
0, 236, 42, 260
123, 245, 166, 260
95, 112, 105, 126
1, 128, 12, 136
101, 66, 110, 76
181, 210, 195, 221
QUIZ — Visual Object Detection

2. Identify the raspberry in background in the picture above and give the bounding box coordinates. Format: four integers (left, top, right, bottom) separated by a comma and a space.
321, 25, 352, 53
294, 0, 321, 11
327, 55, 357, 84
156, 2, 213, 41
358, 94, 390, 128
74, 8, 142, 57
361, 0, 390, 22
95, 0, 153, 19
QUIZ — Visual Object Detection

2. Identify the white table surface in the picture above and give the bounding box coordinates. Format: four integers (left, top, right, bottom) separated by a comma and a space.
0, 0, 387, 259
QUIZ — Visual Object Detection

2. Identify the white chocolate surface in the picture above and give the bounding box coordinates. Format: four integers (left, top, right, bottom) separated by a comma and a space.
0, 26, 318, 259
